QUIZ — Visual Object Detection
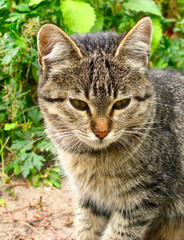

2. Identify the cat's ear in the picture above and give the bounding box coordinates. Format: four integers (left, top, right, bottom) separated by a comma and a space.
37, 24, 83, 67
115, 17, 152, 66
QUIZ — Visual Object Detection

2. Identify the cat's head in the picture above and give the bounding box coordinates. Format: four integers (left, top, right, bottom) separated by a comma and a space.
37, 17, 155, 151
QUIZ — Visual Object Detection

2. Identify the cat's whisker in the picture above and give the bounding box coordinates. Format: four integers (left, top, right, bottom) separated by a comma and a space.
130, 126, 156, 130
36, 141, 53, 151
126, 121, 158, 128
29, 136, 50, 145
30, 131, 46, 136
15, 105, 41, 117
124, 130, 155, 140
148, 101, 182, 109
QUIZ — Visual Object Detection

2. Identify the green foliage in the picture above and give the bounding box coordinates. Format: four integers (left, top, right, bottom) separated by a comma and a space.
0, 0, 183, 187
151, 17, 163, 55
61, 0, 96, 33
124, 0, 162, 17
0, 199, 6, 207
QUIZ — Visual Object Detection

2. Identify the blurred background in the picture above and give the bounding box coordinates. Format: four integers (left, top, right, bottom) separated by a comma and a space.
0, 0, 184, 188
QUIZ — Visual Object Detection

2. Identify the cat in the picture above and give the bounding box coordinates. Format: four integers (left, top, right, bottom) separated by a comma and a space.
37, 17, 184, 240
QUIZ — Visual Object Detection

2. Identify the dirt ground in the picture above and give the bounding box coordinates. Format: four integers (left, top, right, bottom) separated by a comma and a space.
0, 178, 77, 240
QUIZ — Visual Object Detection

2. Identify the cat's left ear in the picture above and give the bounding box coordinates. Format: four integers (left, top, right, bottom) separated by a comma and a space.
37, 24, 83, 68
115, 17, 152, 67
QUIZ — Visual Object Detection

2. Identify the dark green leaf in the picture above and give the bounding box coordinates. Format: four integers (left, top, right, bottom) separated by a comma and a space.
31, 61, 39, 82
28, 108, 42, 125
0, 113, 7, 122
29, 0, 45, 6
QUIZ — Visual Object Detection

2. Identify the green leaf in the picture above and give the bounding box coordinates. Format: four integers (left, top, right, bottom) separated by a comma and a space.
124, 0, 162, 17
28, 108, 42, 125
52, 167, 60, 173
29, 0, 45, 6
31, 152, 45, 170
0, 199, 6, 207
37, 139, 56, 154
14, 3, 30, 12
4, 123, 17, 131
2, 47, 20, 65
15, 152, 45, 177
10, 140, 33, 151
90, 16, 104, 32
60, 0, 96, 33
22, 159, 33, 177
14, 130, 28, 139
0, 0, 7, 9
30, 168, 37, 174
0, 113, 7, 122
49, 179, 61, 188
15, 37, 27, 49
0, 104, 6, 111
31, 61, 39, 82
151, 17, 163, 55
16, 151, 28, 162
50, 171, 61, 181
31, 175, 40, 186
6, 12, 26, 22
14, 164, 22, 175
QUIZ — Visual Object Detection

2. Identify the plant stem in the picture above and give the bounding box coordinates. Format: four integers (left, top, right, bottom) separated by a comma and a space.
0, 137, 10, 179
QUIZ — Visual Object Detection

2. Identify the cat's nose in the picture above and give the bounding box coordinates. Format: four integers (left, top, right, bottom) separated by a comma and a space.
93, 131, 110, 140
92, 117, 111, 140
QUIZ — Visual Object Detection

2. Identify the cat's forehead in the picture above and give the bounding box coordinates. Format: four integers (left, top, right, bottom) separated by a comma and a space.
64, 51, 145, 105
70, 32, 124, 55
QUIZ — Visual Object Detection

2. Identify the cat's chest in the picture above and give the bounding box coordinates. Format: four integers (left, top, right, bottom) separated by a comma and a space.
59, 150, 142, 207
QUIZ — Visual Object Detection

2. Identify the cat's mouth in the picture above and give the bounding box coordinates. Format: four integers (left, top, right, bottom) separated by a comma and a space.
77, 132, 120, 150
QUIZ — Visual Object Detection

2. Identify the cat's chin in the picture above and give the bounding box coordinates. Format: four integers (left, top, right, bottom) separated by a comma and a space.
81, 138, 115, 151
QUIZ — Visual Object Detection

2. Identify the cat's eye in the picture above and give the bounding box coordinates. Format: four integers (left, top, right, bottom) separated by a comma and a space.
70, 99, 88, 111
113, 98, 130, 110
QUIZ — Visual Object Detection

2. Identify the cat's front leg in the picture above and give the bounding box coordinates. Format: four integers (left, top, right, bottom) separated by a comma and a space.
101, 211, 149, 240
75, 206, 107, 240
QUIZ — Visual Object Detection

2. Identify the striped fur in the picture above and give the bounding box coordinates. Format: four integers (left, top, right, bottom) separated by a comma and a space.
37, 17, 184, 239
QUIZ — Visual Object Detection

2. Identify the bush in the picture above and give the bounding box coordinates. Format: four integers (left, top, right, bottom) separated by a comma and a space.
0, 0, 183, 187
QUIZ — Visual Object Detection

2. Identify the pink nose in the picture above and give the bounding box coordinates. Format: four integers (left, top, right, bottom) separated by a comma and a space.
93, 131, 109, 140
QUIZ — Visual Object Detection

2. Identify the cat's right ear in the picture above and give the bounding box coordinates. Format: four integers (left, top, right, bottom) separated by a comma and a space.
37, 24, 83, 68
115, 17, 152, 67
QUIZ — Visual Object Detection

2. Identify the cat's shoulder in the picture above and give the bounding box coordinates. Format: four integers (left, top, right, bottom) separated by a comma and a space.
149, 69, 184, 97
150, 69, 184, 85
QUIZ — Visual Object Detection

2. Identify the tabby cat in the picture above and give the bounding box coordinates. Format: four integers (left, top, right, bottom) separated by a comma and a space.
37, 17, 184, 240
